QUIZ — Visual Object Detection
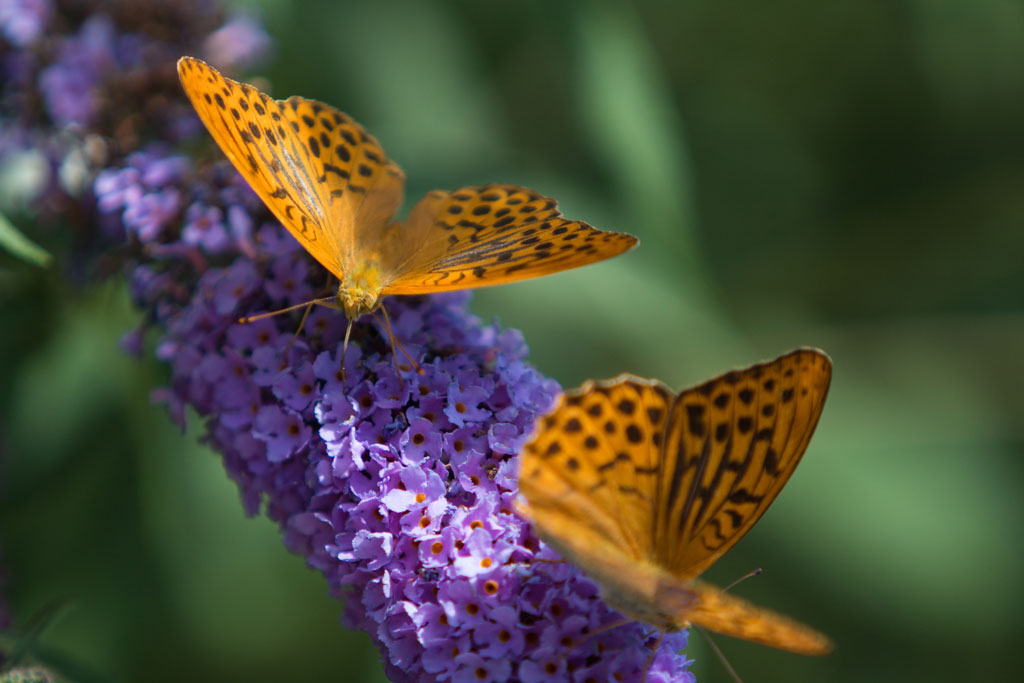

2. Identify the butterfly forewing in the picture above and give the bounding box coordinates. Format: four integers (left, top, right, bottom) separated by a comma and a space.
176, 57, 404, 279
687, 580, 833, 655
518, 350, 833, 659
654, 349, 832, 578
180, 60, 637, 308
518, 377, 673, 562
278, 96, 405, 264
384, 184, 638, 294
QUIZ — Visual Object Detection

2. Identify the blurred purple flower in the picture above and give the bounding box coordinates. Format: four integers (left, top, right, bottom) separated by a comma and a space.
264, 252, 314, 304
253, 404, 310, 463
38, 15, 116, 126
0, 0, 51, 47
202, 15, 272, 70
122, 187, 180, 242
95, 167, 143, 213
182, 202, 230, 252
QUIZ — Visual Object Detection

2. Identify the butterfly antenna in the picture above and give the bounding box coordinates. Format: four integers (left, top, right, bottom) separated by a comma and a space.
238, 296, 336, 324
640, 630, 666, 683
376, 305, 422, 375
722, 568, 763, 594
694, 625, 745, 683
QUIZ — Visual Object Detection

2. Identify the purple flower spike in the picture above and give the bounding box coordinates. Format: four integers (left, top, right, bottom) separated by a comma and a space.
0, 1, 696, 675
133, 241, 692, 679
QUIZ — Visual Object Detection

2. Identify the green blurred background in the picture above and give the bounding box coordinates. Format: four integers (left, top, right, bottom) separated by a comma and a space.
3, 0, 1024, 681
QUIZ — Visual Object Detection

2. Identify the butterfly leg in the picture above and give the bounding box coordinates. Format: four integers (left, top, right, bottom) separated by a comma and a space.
641, 631, 666, 683
283, 300, 316, 353
374, 305, 423, 376
693, 625, 745, 683
340, 318, 355, 379
370, 311, 403, 377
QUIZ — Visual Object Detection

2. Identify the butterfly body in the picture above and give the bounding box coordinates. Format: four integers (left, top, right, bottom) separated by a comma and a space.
177, 57, 638, 328
518, 349, 834, 656
526, 518, 691, 630
337, 257, 387, 320
557, 552, 700, 633
528, 514, 831, 656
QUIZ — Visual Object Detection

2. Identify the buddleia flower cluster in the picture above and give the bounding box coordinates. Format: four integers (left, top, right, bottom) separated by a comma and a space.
0, 2, 694, 680
0, 0, 270, 232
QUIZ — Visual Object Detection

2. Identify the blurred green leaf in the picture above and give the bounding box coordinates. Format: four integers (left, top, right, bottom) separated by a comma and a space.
0, 213, 51, 268
0, 600, 112, 683
0, 667, 56, 683
3, 598, 74, 663
574, 1, 702, 280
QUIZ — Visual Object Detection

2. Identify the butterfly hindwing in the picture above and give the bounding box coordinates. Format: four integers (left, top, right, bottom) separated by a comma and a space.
383, 184, 638, 294
654, 349, 832, 579
176, 57, 404, 279
518, 350, 833, 659
518, 377, 673, 563
686, 580, 833, 655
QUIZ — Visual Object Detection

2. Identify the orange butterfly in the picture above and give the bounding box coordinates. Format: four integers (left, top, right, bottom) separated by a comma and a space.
517, 348, 833, 663
177, 57, 636, 353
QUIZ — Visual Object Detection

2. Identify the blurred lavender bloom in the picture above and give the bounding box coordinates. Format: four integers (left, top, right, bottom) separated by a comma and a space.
122, 186, 180, 242
38, 15, 116, 126
182, 202, 230, 252
0, 0, 51, 47
202, 15, 272, 70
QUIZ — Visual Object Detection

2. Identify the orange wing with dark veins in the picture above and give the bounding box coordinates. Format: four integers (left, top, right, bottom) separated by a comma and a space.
518, 376, 673, 562
686, 580, 834, 655
383, 184, 637, 294
177, 57, 404, 279
517, 349, 834, 659
653, 349, 832, 579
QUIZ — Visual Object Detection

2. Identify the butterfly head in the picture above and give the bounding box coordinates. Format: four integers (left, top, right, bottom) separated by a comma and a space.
338, 260, 386, 320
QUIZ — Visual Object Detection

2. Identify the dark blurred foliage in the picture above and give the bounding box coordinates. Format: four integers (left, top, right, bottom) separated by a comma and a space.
2, 0, 1023, 681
